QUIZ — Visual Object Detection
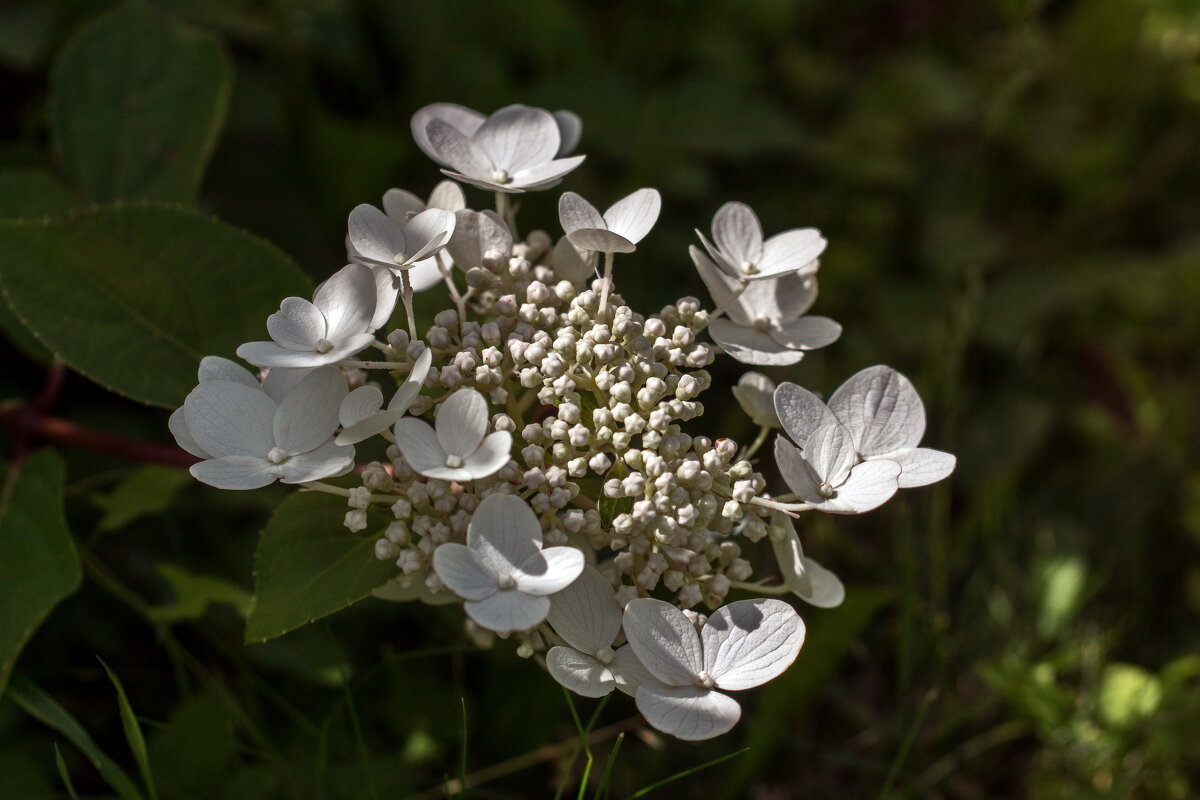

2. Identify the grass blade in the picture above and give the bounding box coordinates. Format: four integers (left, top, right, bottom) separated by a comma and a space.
99, 658, 159, 800
458, 697, 468, 800
627, 747, 750, 798
592, 732, 624, 800
7, 674, 145, 800
54, 744, 82, 800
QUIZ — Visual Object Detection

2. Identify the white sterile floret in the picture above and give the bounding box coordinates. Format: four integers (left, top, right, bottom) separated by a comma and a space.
545, 566, 655, 698
183, 367, 354, 489
731, 372, 781, 428
445, 209, 513, 270
170, 356, 262, 457
697, 201, 826, 281
558, 189, 661, 254
353, 181, 467, 296
773, 366, 956, 488
623, 597, 805, 741
550, 237, 596, 289
393, 387, 513, 481
692, 246, 841, 366
237, 264, 378, 368
773, 423, 901, 514
767, 511, 845, 608
433, 494, 585, 635
416, 104, 586, 193
347, 204, 456, 272
335, 348, 433, 445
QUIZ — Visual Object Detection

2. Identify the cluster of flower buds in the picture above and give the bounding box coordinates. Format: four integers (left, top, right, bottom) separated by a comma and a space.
171, 102, 955, 741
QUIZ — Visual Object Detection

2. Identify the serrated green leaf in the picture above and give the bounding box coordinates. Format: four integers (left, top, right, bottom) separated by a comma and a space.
0, 204, 312, 408
49, 5, 231, 203
0, 450, 82, 694
7, 675, 145, 800
94, 466, 192, 533
98, 659, 158, 800
244, 492, 398, 643
150, 562, 252, 623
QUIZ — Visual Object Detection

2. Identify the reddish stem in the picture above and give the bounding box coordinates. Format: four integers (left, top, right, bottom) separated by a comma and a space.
0, 405, 199, 469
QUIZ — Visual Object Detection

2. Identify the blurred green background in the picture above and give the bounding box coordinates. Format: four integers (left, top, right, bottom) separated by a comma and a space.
2, 0, 1199, 797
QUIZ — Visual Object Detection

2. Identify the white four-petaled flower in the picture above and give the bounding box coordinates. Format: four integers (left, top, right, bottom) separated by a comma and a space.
415, 104, 586, 193
347, 205, 456, 272
693, 246, 841, 366
697, 201, 826, 280
237, 264, 378, 368
558, 189, 661, 254
545, 566, 655, 698
773, 422, 901, 514
335, 348, 433, 445
767, 511, 845, 608
182, 367, 354, 490
393, 388, 513, 481
774, 366, 956, 488
433, 494, 585, 635
623, 597, 806, 741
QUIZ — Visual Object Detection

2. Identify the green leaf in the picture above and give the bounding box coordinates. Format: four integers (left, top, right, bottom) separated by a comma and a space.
150, 562, 252, 623
1098, 663, 1163, 729
49, 5, 232, 203
7, 675, 145, 800
245, 492, 398, 643
0, 204, 312, 408
94, 466, 192, 533
1036, 556, 1087, 641
0, 450, 82, 694
98, 659, 158, 800
55, 744, 82, 800
0, 169, 76, 218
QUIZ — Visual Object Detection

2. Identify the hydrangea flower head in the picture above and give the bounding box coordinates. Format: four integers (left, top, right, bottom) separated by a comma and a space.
432, 494, 585, 635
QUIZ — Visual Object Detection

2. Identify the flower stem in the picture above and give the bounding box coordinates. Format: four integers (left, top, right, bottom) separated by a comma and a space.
337, 360, 412, 370
739, 425, 771, 461
597, 251, 615, 317
729, 580, 791, 596
399, 268, 418, 341
298, 480, 395, 504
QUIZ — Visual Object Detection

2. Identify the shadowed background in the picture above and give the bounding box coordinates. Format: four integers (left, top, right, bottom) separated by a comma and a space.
1, 0, 1198, 797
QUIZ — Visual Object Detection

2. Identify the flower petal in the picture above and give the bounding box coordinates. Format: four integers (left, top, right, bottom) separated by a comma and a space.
273, 367, 347, 454
886, 446, 956, 488
546, 566, 623, 653
462, 431, 513, 480
513, 546, 585, 596
446, 210, 512, 270
427, 180, 467, 211
315, 263, 376, 340
347, 204, 408, 267
602, 188, 660, 245
169, 406, 209, 458
611, 644, 657, 697
435, 388, 488, 458
262, 367, 316, 404
464, 590, 549, 635
708, 319, 805, 366
701, 598, 806, 691
509, 155, 586, 190
770, 316, 842, 351
433, 542, 498, 601
370, 266, 400, 330
407, 257, 444, 291
773, 382, 835, 446
382, 188, 425, 221
393, 417, 448, 475
566, 228, 635, 254
551, 237, 595, 288
425, 118, 494, 179
552, 109, 582, 156
773, 435, 822, 502
802, 422, 857, 487
266, 297, 324, 350
795, 556, 845, 609
184, 381, 276, 458
276, 440, 355, 483
758, 228, 827, 277
635, 684, 741, 742
236, 336, 372, 369
388, 347, 432, 413
198, 356, 259, 388
403, 208, 456, 263
467, 493, 543, 574
411, 103, 485, 164
731, 372, 780, 428
622, 597, 704, 685
711, 201, 763, 267
547, 647, 614, 698
818, 459, 901, 514
339, 385, 384, 428
828, 366, 926, 456
190, 456, 276, 490
690, 245, 750, 325
558, 191, 605, 236
474, 105, 560, 173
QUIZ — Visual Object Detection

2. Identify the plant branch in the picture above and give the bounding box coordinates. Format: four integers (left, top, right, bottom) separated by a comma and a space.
0, 404, 199, 469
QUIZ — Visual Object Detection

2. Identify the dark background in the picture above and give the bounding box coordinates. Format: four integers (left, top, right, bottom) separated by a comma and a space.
1, 0, 1199, 797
